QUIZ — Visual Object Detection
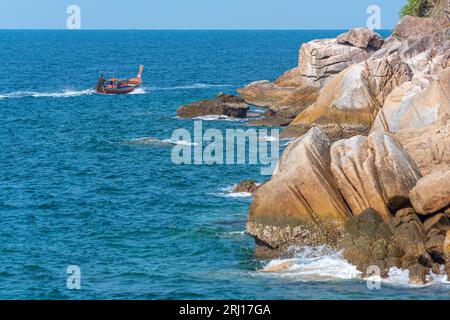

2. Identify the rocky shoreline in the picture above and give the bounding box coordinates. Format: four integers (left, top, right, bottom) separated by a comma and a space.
176, 1, 450, 284
241, 2, 450, 284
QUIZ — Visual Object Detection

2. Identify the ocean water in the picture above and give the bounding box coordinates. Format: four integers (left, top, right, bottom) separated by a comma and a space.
0, 30, 449, 300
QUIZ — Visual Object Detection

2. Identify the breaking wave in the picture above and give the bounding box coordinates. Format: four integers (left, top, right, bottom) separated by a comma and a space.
212, 184, 258, 198
0, 89, 94, 100
258, 246, 450, 287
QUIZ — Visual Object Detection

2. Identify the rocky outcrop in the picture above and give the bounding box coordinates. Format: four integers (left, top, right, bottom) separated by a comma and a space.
247, 128, 351, 257
330, 132, 422, 220
337, 28, 384, 50
410, 170, 450, 215
237, 81, 297, 108
238, 28, 379, 114
285, 49, 413, 140
233, 180, 260, 194
176, 93, 248, 118
339, 208, 433, 282
242, 1, 450, 282
295, 38, 375, 88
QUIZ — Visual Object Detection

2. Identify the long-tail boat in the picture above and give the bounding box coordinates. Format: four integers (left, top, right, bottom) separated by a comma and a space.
96, 65, 144, 94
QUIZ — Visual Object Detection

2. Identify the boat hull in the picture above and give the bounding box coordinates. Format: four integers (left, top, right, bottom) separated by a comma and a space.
96, 85, 137, 95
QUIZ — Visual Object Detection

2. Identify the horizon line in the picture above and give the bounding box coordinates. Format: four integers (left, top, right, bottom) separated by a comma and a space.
0, 28, 393, 31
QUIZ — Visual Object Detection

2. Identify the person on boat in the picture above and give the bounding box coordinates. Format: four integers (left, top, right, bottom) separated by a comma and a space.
98, 75, 106, 87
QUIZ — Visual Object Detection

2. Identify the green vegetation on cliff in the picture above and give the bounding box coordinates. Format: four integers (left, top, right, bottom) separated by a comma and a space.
400, 0, 445, 17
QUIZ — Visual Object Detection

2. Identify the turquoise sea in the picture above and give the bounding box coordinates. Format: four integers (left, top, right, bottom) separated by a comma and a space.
0, 30, 449, 299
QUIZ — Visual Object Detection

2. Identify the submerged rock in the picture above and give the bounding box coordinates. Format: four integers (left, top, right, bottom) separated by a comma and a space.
233, 180, 260, 194
176, 93, 248, 118
247, 128, 351, 257
410, 170, 450, 215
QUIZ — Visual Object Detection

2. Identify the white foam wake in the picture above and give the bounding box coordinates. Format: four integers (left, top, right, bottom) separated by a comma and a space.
147, 83, 236, 91
125, 136, 197, 147
0, 89, 94, 100
127, 88, 147, 95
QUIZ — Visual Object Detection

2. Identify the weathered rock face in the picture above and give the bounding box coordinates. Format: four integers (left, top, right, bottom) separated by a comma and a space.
330, 132, 422, 219
339, 208, 400, 277
337, 28, 384, 50
237, 81, 297, 108
247, 128, 351, 257
297, 38, 375, 87
372, 67, 450, 133
444, 230, 450, 258
286, 50, 413, 139
177, 93, 248, 118
238, 29, 378, 110
233, 180, 260, 194
265, 86, 320, 119
410, 170, 450, 215
339, 208, 434, 283
395, 112, 450, 176
394, 14, 450, 41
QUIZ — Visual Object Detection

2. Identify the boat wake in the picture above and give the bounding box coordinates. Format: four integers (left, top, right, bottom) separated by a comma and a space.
127, 88, 147, 95
0, 89, 95, 100
257, 246, 450, 287
146, 83, 236, 91
124, 136, 198, 146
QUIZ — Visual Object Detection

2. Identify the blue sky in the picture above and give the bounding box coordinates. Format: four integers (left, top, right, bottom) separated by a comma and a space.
0, 0, 406, 29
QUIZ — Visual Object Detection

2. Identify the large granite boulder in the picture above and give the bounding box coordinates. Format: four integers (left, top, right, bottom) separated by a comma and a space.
176, 93, 249, 118
395, 112, 450, 176
337, 28, 384, 50
297, 38, 375, 87
330, 132, 422, 220
236, 81, 297, 108
410, 170, 450, 215
371, 65, 450, 134
247, 128, 351, 257
285, 51, 412, 139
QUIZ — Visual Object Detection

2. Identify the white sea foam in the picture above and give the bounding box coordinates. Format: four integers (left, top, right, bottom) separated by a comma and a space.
0, 89, 94, 99
258, 246, 450, 287
128, 87, 147, 95
212, 184, 255, 198
147, 83, 236, 91
258, 246, 360, 281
